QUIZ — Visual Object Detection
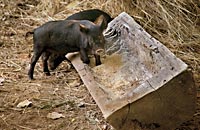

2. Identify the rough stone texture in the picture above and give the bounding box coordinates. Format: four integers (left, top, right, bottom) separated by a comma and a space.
67, 12, 196, 130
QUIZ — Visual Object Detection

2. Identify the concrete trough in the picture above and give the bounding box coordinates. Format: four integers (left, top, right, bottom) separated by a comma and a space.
67, 12, 196, 130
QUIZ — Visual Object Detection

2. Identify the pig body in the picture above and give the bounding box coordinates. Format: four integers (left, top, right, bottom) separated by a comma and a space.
28, 18, 105, 79
48, 9, 112, 70
66, 9, 112, 24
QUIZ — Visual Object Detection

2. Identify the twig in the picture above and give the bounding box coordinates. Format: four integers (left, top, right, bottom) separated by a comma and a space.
0, 115, 9, 126
16, 125, 36, 130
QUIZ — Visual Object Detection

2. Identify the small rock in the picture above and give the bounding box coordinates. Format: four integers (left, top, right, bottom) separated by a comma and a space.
17, 100, 32, 108
71, 118, 75, 122
0, 77, 4, 86
47, 112, 65, 120
77, 102, 85, 108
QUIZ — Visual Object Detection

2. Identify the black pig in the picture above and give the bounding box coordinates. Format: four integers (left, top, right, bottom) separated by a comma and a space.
66, 9, 112, 26
48, 9, 112, 70
28, 15, 105, 79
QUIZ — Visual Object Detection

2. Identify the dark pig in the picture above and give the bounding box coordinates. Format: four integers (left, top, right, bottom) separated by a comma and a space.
66, 9, 112, 27
28, 15, 106, 80
48, 9, 112, 70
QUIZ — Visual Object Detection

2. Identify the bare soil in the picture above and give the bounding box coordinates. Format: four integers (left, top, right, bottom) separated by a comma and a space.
0, 0, 200, 130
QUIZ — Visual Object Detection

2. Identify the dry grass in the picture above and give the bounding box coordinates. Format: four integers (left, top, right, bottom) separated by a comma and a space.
0, 0, 200, 129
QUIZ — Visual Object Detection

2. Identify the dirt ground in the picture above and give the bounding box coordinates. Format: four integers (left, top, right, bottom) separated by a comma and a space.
0, 0, 200, 130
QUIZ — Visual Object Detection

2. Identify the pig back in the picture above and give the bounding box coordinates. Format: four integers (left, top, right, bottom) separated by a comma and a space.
66, 9, 112, 23
33, 20, 84, 52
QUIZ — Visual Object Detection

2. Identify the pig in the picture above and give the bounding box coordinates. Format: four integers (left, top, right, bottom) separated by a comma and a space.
66, 9, 112, 26
28, 15, 106, 80
48, 9, 112, 70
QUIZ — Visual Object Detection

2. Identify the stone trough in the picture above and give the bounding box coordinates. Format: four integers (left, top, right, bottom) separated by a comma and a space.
67, 12, 196, 130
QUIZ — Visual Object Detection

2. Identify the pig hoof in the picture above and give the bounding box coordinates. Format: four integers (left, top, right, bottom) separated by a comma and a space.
45, 72, 51, 76
96, 62, 101, 66
28, 76, 34, 80
83, 60, 90, 64
49, 67, 56, 71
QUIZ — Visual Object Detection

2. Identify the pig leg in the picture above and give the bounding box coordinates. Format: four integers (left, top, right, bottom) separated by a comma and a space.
28, 48, 43, 80
41, 52, 51, 76
94, 54, 101, 66
49, 55, 69, 70
80, 48, 90, 64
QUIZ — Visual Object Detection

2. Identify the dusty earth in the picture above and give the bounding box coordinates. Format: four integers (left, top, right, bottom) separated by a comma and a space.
0, 0, 200, 130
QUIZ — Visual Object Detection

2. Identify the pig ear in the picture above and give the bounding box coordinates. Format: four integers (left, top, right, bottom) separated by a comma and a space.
94, 15, 107, 31
79, 24, 89, 33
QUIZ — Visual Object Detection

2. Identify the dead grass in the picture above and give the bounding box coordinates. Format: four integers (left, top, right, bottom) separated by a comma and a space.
0, 0, 200, 129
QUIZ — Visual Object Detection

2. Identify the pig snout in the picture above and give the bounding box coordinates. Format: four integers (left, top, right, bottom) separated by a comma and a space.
95, 49, 104, 55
